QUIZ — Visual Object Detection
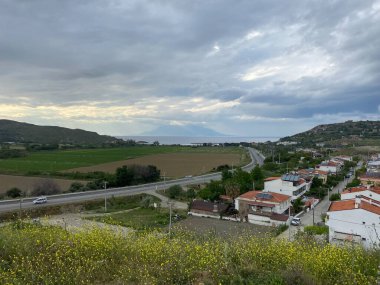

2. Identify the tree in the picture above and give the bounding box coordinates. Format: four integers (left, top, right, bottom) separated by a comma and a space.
32, 179, 61, 196
168, 185, 183, 199
224, 180, 240, 199
115, 165, 134, 186
221, 169, 232, 181
186, 188, 196, 199
153, 141, 160, 146
6, 187, 22, 198
251, 165, 264, 190
292, 198, 304, 214
231, 168, 253, 194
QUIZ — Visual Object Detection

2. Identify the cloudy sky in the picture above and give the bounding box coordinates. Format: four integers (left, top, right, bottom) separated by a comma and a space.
0, 0, 379, 137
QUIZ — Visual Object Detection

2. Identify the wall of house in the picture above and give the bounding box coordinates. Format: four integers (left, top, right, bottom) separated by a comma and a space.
188, 209, 220, 219
326, 209, 380, 248
247, 214, 288, 226
318, 165, 337, 174
264, 179, 307, 200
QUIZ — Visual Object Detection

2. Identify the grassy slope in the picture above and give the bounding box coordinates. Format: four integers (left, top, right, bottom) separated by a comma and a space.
0, 146, 245, 174
0, 223, 378, 284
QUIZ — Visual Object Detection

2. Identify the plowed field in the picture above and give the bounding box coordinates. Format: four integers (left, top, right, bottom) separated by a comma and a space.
66, 152, 243, 179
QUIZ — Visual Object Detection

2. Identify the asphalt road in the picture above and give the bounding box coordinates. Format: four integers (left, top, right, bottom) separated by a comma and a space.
0, 147, 265, 213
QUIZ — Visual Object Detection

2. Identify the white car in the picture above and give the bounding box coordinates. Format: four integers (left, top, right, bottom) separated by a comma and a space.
291, 217, 301, 226
33, 196, 47, 204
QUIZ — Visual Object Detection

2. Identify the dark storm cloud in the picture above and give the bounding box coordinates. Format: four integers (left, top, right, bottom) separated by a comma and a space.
0, 0, 379, 135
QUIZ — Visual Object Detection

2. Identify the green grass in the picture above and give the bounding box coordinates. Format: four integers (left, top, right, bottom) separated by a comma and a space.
0, 146, 245, 175
83, 194, 160, 213
89, 207, 187, 230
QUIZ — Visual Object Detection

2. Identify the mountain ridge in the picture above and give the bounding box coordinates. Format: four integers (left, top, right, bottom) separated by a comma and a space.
0, 119, 122, 145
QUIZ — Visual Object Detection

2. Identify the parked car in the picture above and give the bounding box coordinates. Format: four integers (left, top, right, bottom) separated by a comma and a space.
33, 196, 47, 204
291, 217, 301, 226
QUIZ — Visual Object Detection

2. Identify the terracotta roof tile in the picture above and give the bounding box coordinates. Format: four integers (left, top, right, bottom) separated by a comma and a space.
328, 199, 380, 215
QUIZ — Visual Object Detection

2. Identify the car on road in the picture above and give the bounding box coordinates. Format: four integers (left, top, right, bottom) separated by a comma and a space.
291, 217, 301, 226
33, 196, 47, 204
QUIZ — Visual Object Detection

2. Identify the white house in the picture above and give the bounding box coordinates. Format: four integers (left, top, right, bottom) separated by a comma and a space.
316, 161, 342, 174
263, 174, 310, 200
235, 190, 291, 226
341, 186, 380, 202
326, 198, 380, 248
367, 160, 380, 173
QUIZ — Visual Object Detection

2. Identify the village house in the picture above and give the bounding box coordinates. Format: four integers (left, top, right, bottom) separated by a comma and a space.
341, 185, 380, 202
359, 172, 380, 186
263, 174, 310, 200
315, 160, 342, 174
326, 198, 380, 248
297, 168, 329, 184
235, 190, 291, 226
188, 200, 230, 219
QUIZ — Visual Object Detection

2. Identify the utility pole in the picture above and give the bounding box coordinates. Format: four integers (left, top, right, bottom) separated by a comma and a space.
168, 200, 173, 238
288, 205, 291, 240
104, 181, 108, 213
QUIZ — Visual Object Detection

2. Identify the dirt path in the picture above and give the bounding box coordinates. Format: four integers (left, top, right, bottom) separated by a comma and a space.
39, 213, 133, 236
148, 190, 188, 210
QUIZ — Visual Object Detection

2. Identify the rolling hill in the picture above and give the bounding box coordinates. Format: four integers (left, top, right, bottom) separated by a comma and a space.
0, 119, 122, 145
280, 120, 380, 146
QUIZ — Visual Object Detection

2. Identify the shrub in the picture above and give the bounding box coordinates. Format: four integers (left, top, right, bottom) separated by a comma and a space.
6, 187, 23, 198
304, 225, 329, 235
329, 193, 341, 201
168, 185, 183, 199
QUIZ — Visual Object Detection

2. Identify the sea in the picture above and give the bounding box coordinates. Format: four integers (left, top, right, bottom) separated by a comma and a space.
118, 136, 280, 145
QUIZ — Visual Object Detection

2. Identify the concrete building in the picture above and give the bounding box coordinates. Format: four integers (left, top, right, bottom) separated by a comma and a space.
235, 190, 291, 226
263, 174, 310, 200
326, 198, 380, 248
341, 186, 380, 202
316, 160, 342, 174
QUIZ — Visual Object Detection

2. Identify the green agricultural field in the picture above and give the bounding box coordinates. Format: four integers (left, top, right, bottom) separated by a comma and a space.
0, 146, 245, 175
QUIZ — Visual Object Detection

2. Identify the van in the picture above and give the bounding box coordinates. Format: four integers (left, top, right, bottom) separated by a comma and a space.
33, 196, 47, 204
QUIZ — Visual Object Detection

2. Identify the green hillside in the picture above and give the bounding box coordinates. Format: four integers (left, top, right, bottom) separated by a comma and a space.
281, 120, 380, 147
0, 119, 122, 145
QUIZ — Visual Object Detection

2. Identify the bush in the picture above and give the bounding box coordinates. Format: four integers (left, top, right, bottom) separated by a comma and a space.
31, 179, 61, 196
69, 182, 87, 193
329, 193, 341, 201
304, 225, 329, 235
6, 187, 23, 198
168, 185, 183, 199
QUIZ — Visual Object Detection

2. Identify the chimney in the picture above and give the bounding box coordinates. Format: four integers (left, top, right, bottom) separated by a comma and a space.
213, 204, 218, 213
355, 196, 361, 209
